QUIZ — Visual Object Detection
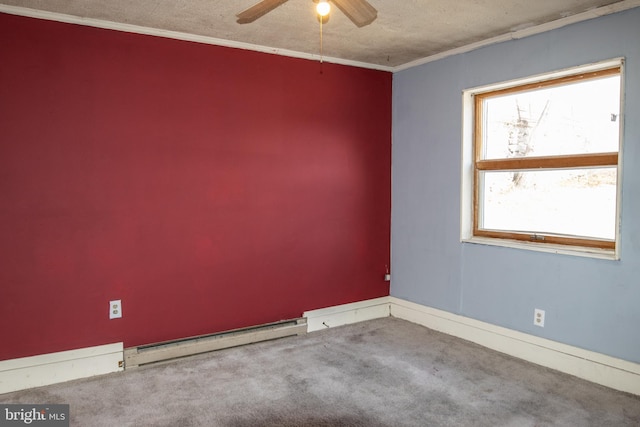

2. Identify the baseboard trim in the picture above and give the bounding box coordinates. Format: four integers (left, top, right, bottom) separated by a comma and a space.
3, 298, 637, 396
0, 343, 124, 394
303, 297, 391, 332
303, 296, 640, 395
389, 297, 640, 396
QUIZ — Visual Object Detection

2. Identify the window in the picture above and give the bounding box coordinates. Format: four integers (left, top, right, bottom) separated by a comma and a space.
461, 59, 623, 258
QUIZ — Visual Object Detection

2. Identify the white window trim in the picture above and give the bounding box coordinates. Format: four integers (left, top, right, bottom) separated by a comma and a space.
460, 58, 625, 260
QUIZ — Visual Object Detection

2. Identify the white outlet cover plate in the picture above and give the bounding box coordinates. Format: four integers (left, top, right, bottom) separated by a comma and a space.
534, 308, 545, 327
110, 300, 122, 319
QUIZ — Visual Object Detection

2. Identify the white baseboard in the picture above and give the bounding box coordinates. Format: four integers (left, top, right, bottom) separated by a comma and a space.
3, 298, 638, 396
389, 297, 640, 396
0, 343, 124, 394
302, 296, 640, 396
303, 297, 391, 332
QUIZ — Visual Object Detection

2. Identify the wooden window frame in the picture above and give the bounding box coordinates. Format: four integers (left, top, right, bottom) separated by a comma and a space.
472, 67, 621, 251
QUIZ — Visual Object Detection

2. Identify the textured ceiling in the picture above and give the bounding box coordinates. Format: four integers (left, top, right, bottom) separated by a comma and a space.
1, 0, 638, 70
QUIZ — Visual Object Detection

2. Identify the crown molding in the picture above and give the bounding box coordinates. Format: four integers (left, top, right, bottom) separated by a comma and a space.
393, 0, 640, 72
2, 1, 638, 73
0, 4, 394, 72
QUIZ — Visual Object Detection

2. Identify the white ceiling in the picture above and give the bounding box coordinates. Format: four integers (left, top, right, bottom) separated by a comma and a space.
1, 0, 638, 71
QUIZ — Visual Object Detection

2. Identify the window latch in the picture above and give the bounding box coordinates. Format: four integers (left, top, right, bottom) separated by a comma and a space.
530, 234, 546, 242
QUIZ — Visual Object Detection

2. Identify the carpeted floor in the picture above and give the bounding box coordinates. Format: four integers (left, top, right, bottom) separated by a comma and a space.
2, 317, 639, 426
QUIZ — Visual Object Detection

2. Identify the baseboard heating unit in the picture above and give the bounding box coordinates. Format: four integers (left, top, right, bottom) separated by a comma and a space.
124, 318, 307, 369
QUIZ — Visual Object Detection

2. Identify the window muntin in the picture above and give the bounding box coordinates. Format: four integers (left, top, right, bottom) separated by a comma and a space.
472, 67, 621, 251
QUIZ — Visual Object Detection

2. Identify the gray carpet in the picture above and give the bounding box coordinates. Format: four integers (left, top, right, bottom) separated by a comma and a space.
2, 317, 639, 426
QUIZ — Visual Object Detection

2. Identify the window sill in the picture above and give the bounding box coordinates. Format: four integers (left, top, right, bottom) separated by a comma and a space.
461, 236, 618, 260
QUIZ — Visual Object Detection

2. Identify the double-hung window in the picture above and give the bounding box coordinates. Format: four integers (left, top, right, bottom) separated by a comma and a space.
462, 59, 623, 258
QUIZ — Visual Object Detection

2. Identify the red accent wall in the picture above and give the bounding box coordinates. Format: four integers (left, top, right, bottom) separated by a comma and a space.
0, 13, 391, 360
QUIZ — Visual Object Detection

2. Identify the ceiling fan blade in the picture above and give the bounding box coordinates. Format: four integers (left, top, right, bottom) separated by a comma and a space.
331, 0, 377, 27
236, 0, 289, 24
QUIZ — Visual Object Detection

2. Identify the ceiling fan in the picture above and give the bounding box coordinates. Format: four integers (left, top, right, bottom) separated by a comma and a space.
236, 0, 377, 28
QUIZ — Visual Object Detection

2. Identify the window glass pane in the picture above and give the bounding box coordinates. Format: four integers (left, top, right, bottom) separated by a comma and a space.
483, 76, 620, 160
480, 168, 617, 240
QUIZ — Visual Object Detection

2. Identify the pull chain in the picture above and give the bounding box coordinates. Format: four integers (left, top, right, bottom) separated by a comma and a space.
319, 17, 324, 73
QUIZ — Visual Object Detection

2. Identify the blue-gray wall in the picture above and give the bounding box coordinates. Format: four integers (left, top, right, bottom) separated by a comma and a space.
391, 7, 640, 363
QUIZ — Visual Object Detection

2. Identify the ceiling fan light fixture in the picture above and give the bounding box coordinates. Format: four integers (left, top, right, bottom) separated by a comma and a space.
236, 0, 376, 27
316, 0, 331, 17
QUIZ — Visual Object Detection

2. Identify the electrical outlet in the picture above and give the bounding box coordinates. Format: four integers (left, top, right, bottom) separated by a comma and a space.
534, 308, 545, 327
110, 300, 122, 319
